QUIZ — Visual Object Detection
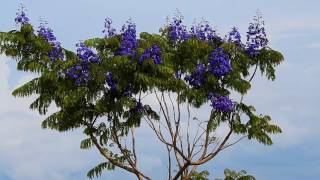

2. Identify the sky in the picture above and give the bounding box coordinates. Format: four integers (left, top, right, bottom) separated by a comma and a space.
0, 0, 320, 179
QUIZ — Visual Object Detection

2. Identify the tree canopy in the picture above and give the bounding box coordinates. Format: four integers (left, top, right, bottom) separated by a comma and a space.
0, 5, 283, 179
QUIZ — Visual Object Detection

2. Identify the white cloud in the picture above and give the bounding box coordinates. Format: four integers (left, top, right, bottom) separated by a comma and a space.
0, 55, 100, 180
0, 56, 35, 115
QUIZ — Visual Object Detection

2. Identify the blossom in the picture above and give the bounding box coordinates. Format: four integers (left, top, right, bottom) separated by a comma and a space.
190, 20, 219, 41
37, 23, 64, 61
208, 93, 235, 112
65, 65, 89, 85
208, 47, 232, 78
106, 72, 117, 92
102, 18, 116, 38
37, 23, 56, 42
15, 5, 29, 25
226, 27, 242, 45
184, 64, 207, 87
246, 44, 260, 58
246, 13, 268, 58
167, 14, 190, 43
116, 19, 137, 57
76, 42, 100, 63
139, 44, 162, 64
65, 42, 99, 85
47, 44, 64, 61
174, 70, 183, 79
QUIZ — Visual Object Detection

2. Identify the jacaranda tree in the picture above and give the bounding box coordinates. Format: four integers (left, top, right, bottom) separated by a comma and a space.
0, 5, 283, 180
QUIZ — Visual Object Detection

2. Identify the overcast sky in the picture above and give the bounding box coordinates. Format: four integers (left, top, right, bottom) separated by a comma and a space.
0, 0, 320, 179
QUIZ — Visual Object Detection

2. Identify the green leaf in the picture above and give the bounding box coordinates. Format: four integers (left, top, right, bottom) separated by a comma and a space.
87, 162, 115, 179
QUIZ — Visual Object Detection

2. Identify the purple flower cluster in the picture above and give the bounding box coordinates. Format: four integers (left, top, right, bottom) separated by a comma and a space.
226, 27, 242, 45
66, 42, 99, 85
106, 72, 117, 92
102, 18, 116, 38
246, 14, 268, 58
167, 14, 224, 43
66, 65, 89, 85
183, 47, 232, 87
15, 5, 29, 25
167, 15, 190, 43
116, 20, 137, 57
208, 47, 232, 78
190, 21, 218, 41
37, 23, 64, 61
76, 42, 99, 63
139, 44, 162, 64
208, 93, 235, 112
184, 64, 207, 87
38, 24, 55, 42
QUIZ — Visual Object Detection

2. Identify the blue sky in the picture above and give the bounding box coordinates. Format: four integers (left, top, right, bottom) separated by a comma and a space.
0, 0, 320, 179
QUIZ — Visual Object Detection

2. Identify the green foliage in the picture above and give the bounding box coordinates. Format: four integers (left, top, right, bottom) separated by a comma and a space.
87, 162, 115, 178
223, 168, 256, 180
80, 138, 94, 150
236, 103, 282, 145
190, 170, 210, 180
192, 169, 256, 180
87, 152, 127, 179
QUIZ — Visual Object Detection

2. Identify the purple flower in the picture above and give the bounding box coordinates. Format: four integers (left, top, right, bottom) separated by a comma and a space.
15, 5, 29, 25
226, 27, 242, 45
37, 23, 64, 61
116, 19, 137, 57
47, 43, 64, 61
167, 14, 190, 43
174, 70, 183, 79
139, 44, 162, 64
208, 93, 235, 112
65, 42, 99, 85
102, 18, 116, 38
76, 42, 100, 63
184, 64, 207, 87
65, 66, 89, 85
208, 47, 232, 78
246, 44, 260, 58
246, 13, 268, 58
190, 20, 219, 41
38, 23, 56, 42
106, 72, 116, 92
